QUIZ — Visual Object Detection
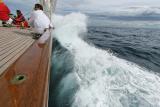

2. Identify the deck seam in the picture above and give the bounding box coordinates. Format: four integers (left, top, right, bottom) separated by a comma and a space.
0, 39, 31, 61
0, 37, 26, 52
0, 28, 35, 75
0, 40, 34, 75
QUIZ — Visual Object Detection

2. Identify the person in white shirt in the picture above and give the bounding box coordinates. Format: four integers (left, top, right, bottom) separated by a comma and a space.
29, 3, 52, 35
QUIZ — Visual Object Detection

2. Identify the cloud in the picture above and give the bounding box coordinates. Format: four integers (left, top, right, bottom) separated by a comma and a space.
4, 0, 160, 14
56, 0, 160, 13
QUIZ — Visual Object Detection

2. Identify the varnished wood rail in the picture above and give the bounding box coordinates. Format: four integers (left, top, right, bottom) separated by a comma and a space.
0, 29, 52, 107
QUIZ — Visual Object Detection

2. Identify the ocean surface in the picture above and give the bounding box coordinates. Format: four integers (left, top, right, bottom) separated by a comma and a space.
86, 25, 160, 73
49, 7, 160, 107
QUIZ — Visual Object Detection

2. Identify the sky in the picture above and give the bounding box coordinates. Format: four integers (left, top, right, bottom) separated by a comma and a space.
56, 0, 160, 12
4, 0, 160, 14
4, 0, 37, 15
56, 0, 160, 7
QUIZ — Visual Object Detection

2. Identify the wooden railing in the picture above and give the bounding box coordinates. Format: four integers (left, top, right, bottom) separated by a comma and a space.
0, 30, 52, 107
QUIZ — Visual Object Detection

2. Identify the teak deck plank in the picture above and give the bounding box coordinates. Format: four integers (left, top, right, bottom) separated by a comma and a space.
0, 36, 18, 43
0, 37, 22, 45
0, 37, 22, 46
0, 40, 34, 73
0, 40, 34, 72
0, 39, 28, 58
0, 27, 34, 75
0, 37, 25, 53
0, 34, 18, 40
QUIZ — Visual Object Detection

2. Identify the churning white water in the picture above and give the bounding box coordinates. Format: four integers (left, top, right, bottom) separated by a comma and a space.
52, 13, 160, 107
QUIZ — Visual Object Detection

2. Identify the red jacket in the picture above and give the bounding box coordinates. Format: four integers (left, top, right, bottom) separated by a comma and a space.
0, 3, 10, 21
14, 14, 25, 25
13, 13, 29, 28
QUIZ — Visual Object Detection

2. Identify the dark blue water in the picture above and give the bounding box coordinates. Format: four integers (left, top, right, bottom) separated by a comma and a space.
85, 26, 160, 73
49, 13, 160, 107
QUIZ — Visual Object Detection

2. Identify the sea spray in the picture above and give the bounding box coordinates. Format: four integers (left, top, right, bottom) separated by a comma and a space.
51, 13, 160, 107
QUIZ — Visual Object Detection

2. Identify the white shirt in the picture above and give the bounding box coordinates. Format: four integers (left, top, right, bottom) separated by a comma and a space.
29, 10, 52, 34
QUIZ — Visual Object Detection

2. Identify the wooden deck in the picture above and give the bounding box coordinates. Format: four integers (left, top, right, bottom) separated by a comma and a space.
0, 27, 52, 107
0, 27, 34, 75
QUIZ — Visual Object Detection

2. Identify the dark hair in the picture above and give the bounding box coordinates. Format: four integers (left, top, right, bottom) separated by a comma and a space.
16, 10, 21, 13
34, 3, 43, 10
16, 10, 22, 16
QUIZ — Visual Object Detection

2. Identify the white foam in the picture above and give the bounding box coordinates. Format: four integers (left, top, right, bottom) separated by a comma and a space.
52, 13, 160, 107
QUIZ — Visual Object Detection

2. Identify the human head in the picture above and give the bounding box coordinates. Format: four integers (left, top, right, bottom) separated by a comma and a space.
34, 3, 43, 11
16, 10, 22, 16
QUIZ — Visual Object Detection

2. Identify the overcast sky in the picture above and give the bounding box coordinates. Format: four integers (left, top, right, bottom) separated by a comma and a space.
4, 0, 36, 15
56, 0, 160, 12
4, 0, 160, 14
56, 0, 160, 6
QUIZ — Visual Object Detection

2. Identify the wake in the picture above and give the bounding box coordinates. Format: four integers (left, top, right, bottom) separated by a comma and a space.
52, 13, 160, 107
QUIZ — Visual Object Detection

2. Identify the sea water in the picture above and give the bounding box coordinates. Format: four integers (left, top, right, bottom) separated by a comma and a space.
49, 7, 160, 107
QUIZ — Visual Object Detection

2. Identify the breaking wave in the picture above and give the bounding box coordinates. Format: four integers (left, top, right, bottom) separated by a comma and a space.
50, 13, 160, 107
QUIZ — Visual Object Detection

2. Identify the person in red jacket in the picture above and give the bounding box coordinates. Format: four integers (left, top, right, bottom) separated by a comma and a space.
13, 10, 28, 28
0, 0, 10, 21
13, 10, 25, 25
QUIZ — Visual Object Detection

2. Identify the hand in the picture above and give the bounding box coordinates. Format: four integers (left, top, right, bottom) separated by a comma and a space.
38, 43, 45, 48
